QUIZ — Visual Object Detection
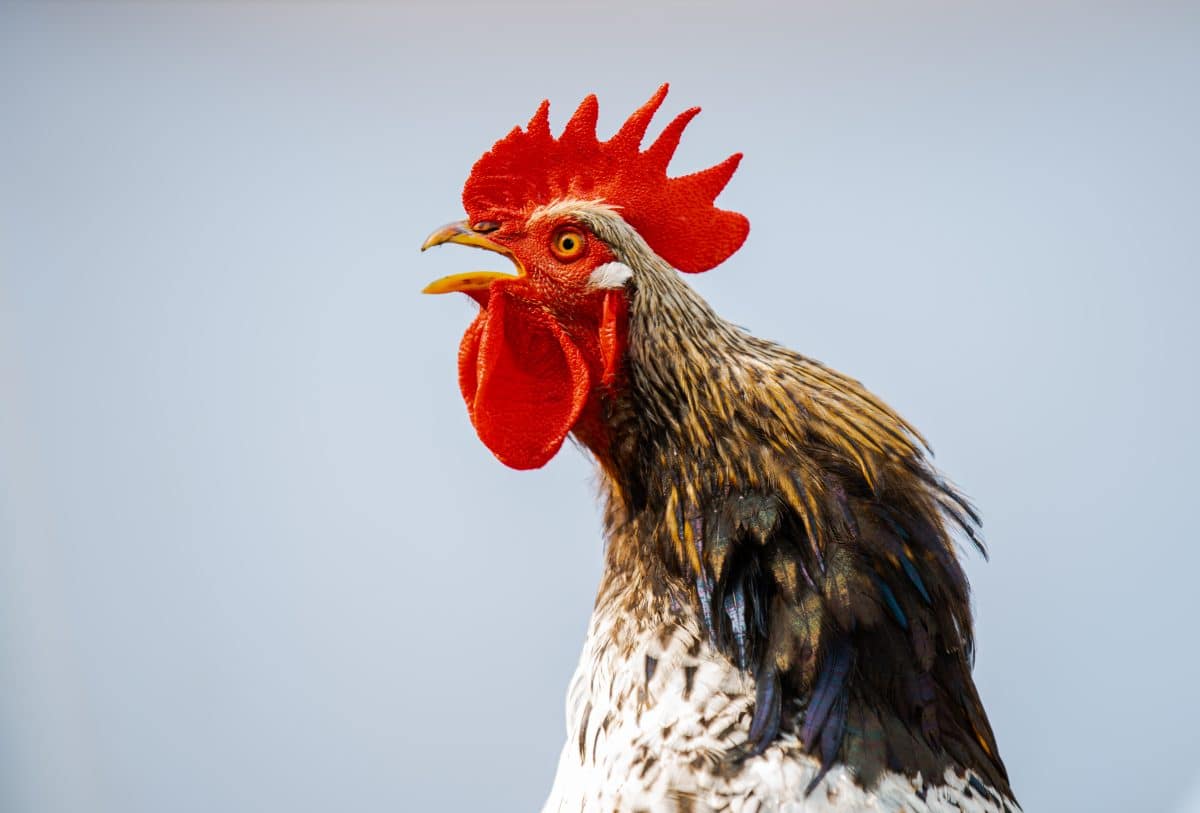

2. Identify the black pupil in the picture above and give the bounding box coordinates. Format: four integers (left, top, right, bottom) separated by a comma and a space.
561, 237, 575, 250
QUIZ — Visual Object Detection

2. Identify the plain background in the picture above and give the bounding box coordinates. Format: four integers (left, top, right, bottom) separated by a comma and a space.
2, 2, 1198, 811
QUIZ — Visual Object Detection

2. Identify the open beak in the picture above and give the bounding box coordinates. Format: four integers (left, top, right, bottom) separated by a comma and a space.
420, 221, 524, 295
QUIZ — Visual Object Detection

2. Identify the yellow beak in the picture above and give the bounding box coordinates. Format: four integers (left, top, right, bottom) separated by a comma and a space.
420, 220, 524, 294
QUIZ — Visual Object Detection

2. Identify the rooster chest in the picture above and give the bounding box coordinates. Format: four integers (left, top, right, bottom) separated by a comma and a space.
541, 592, 1013, 813
542, 595, 754, 813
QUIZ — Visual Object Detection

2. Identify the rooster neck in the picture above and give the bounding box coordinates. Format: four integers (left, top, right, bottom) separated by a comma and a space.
576, 262, 1014, 806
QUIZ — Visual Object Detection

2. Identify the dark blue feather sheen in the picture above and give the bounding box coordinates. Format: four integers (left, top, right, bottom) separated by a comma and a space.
875, 503, 954, 583
900, 554, 932, 605
747, 660, 782, 756
723, 583, 749, 670
807, 688, 849, 795
967, 774, 1000, 805
875, 506, 910, 542
872, 514, 932, 606
901, 505, 971, 600
873, 575, 909, 630
800, 637, 853, 753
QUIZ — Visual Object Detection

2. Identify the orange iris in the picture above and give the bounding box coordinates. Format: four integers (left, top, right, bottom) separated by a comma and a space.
551, 227, 586, 261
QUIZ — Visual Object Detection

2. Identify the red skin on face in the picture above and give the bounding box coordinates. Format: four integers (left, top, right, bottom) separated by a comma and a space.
457, 218, 627, 471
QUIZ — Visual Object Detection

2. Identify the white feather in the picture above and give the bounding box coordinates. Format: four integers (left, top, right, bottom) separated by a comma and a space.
588, 261, 634, 290
541, 574, 1019, 813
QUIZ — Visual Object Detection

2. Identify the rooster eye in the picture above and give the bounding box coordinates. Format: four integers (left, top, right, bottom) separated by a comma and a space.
550, 227, 587, 262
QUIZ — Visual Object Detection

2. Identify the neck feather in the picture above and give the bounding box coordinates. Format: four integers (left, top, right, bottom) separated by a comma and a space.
576, 243, 1012, 802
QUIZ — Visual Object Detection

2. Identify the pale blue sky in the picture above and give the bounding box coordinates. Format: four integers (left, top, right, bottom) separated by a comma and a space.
2, 2, 1198, 812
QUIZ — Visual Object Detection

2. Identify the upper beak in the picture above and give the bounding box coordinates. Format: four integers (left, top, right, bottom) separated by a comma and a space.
420, 220, 523, 295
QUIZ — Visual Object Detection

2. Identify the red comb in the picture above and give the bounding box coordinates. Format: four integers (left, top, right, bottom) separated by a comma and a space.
462, 84, 749, 274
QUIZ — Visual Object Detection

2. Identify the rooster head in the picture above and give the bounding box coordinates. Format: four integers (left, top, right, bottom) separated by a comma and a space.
421, 84, 749, 470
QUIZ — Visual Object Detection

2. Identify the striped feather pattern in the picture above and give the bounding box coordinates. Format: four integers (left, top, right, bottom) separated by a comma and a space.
538, 202, 1015, 812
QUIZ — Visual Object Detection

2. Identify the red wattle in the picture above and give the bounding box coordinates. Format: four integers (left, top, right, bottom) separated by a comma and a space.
458, 288, 592, 470
598, 290, 628, 388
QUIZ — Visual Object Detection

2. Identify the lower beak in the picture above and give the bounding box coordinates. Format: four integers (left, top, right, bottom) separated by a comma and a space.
420, 220, 523, 295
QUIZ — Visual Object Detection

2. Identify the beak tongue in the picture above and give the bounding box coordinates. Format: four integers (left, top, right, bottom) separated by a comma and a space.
420, 220, 523, 295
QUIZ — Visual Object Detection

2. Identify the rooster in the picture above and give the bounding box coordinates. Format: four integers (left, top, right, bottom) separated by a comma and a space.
420, 85, 1017, 813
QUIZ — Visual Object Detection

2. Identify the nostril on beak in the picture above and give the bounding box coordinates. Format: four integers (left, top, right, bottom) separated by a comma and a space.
471, 221, 500, 234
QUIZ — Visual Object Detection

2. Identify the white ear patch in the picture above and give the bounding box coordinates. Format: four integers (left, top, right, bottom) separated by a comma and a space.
588, 262, 633, 290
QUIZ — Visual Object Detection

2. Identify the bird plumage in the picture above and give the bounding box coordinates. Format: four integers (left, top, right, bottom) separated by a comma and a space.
422, 86, 1016, 813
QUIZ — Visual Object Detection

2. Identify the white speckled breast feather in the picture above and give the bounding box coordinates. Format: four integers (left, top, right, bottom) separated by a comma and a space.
542, 574, 1014, 813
